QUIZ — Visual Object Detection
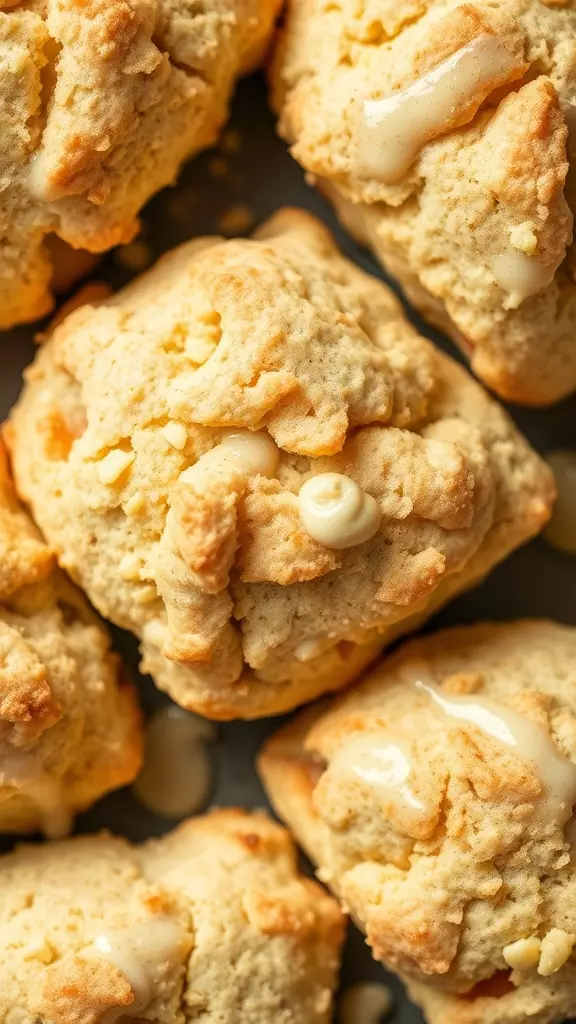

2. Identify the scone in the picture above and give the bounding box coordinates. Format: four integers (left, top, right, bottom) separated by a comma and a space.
259, 620, 576, 1024
271, 0, 576, 404
0, 808, 344, 1023
7, 209, 554, 720
0, 440, 141, 835
0, 0, 279, 330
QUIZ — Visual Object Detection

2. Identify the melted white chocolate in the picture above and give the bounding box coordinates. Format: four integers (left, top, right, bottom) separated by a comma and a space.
0, 751, 72, 839
329, 731, 432, 831
133, 705, 215, 819
544, 449, 576, 554
218, 430, 279, 477
91, 918, 184, 1014
491, 249, 554, 309
414, 676, 576, 821
360, 34, 519, 183
298, 473, 381, 549
339, 982, 392, 1024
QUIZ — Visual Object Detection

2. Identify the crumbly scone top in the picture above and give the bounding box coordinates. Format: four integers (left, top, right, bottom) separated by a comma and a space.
0, 441, 141, 834
272, 0, 576, 402
0, 0, 279, 328
282, 622, 576, 1003
8, 209, 553, 717
0, 810, 343, 1023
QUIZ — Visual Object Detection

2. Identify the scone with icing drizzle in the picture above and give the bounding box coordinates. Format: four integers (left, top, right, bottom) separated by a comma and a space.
271, 0, 576, 404
0, 441, 141, 836
259, 620, 576, 1024
0, 808, 344, 1023
0, 0, 279, 330
7, 209, 554, 719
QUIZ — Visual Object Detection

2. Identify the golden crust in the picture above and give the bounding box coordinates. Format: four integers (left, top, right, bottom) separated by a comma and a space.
1, 810, 344, 1024
0, 440, 142, 833
0, 0, 280, 329
259, 620, 576, 1024
7, 209, 554, 719
271, 0, 576, 404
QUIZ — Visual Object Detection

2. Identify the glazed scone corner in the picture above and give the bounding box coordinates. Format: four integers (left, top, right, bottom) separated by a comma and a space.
0, 808, 344, 1023
259, 620, 576, 1024
0, 0, 280, 330
7, 208, 554, 720
271, 0, 576, 404
0, 440, 141, 836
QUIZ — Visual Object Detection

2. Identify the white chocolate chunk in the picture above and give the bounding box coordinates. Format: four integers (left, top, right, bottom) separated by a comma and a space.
298, 473, 381, 549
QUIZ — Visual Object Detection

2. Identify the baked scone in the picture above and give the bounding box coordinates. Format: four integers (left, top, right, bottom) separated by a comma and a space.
271, 0, 576, 404
259, 620, 576, 1024
0, 808, 344, 1023
7, 209, 554, 720
0, 0, 279, 330
0, 440, 141, 835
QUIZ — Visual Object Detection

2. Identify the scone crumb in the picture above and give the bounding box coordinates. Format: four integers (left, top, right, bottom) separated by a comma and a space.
220, 128, 242, 153
134, 585, 158, 604
119, 553, 143, 581
502, 936, 541, 970
509, 223, 538, 255
115, 241, 153, 272
217, 203, 254, 236
123, 491, 145, 515
538, 929, 575, 975
96, 450, 134, 486
22, 936, 54, 964
161, 422, 187, 451
209, 157, 229, 179
339, 981, 393, 1024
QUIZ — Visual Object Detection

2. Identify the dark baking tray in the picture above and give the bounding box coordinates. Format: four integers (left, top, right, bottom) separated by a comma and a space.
1, 72, 575, 1023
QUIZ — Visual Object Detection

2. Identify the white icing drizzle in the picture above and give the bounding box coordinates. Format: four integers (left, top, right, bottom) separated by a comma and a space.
91, 918, 183, 1015
360, 34, 519, 183
339, 982, 393, 1024
329, 731, 432, 831
544, 449, 576, 555
0, 751, 72, 839
298, 473, 381, 549
491, 249, 554, 309
133, 705, 215, 819
218, 430, 279, 477
414, 676, 576, 821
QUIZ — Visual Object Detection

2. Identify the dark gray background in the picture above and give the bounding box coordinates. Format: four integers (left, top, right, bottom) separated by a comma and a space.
1, 72, 575, 1023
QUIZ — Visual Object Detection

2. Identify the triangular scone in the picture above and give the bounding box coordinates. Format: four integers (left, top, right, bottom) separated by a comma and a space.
0, 809, 344, 1023
259, 620, 576, 1024
0, 440, 141, 835
271, 0, 576, 404
0, 0, 280, 329
7, 209, 554, 719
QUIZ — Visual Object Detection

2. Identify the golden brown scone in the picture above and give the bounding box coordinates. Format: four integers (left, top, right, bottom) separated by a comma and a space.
0, 0, 279, 330
0, 440, 141, 835
0, 808, 344, 1023
259, 620, 576, 1024
7, 209, 554, 720
271, 0, 576, 404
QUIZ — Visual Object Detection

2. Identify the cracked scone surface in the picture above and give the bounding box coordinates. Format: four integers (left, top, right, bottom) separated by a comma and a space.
0, 808, 344, 1023
271, 0, 576, 403
7, 209, 554, 719
259, 620, 576, 1024
0, 0, 279, 330
0, 441, 141, 836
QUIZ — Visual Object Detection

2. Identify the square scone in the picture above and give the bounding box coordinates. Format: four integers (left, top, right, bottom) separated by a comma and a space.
0, 440, 141, 836
7, 209, 554, 720
0, 0, 280, 329
0, 809, 344, 1022
259, 620, 576, 1024
270, 0, 576, 404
